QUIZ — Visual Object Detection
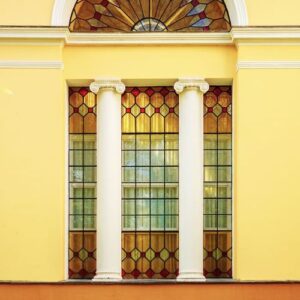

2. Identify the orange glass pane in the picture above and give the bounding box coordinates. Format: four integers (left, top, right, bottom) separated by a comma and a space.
204, 113, 217, 133
151, 93, 164, 108
218, 92, 231, 107
165, 92, 178, 108
136, 93, 149, 108
70, 113, 83, 133
70, 92, 83, 108
122, 93, 135, 108
84, 113, 96, 133
165, 114, 179, 133
218, 113, 232, 133
205, 92, 218, 107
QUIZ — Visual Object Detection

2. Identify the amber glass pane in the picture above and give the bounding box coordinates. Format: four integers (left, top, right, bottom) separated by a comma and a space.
203, 86, 232, 278
69, 87, 97, 279
69, 0, 231, 32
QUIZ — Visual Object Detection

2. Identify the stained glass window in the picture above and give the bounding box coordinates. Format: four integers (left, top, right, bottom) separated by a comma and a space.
122, 87, 179, 279
203, 86, 232, 278
69, 0, 231, 32
69, 87, 97, 279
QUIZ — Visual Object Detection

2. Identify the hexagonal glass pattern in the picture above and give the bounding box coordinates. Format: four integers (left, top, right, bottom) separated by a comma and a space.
69, 0, 231, 32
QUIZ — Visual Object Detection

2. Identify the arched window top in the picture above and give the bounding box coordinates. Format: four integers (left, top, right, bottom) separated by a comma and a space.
69, 0, 231, 32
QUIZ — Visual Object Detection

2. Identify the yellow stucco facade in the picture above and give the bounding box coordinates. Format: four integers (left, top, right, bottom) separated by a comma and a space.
0, 0, 300, 283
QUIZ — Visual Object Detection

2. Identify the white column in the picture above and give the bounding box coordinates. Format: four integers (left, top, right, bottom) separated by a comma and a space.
90, 78, 125, 281
174, 78, 209, 281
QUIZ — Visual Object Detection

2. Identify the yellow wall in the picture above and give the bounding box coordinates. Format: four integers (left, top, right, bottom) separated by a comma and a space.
0, 0, 300, 26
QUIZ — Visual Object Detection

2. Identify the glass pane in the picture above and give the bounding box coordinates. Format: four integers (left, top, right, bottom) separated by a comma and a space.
84, 150, 96, 165
123, 200, 135, 215
218, 215, 232, 230
218, 167, 231, 182
84, 167, 96, 182
123, 167, 135, 182
204, 199, 217, 214
137, 216, 150, 230
70, 167, 83, 182
218, 150, 231, 165
136, 199, 150, 215
151, 135, 164, 149
151, 151, 164, 166
70, 215, 83, 230
204, 183, 217, 198
123, 151, 135, 166
70, 135, 83, 149
218, 199, 232, 214
70, 150, 83, 165
151, 199, 164, 214
151, 186, 164, 198
151, 216, 164, 230
218, 184, 232, 198
204, 150, 217, 165
123, 216, 135, 230
84, 216, 96, 230
165, 186, 178, 198
122, 187, 135, 198
165, 199, 178, 214
70, 199, 83, 214
165, 151, 178, 166
218, 134, 231, 149
136, 167, 150, 182
165, 134, 178, 149
136, 187, 150, 198
84, 199, 96, 214
165, 216, 178, 230
204, 215, 217, 229
165, 167, 178, 183
204, 134, 217, 149
122, 134, 135, 149
204, 167, 217, 182
136, 151, 150, 166
151, 167, 164, 182
136, 134, 150, 149
84, 136, 96, 149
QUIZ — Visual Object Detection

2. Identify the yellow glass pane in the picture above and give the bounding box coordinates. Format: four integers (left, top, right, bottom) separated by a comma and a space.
122, 93, 135, 108
84, 92, 96, 107
136, 114, 150, 133
165, 114, 179, 133
218, 113, 232, 133
151, 113, 164, 133
84, 113, 96, 133
136, 93, 149, 108
204, 113, 217, 133
122, 113, 135, 133
151, 93, 164, 108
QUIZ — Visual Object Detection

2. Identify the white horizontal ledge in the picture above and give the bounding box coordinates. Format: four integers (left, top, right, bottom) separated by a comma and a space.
237, 60, 300, 70
0, 60, 64, 69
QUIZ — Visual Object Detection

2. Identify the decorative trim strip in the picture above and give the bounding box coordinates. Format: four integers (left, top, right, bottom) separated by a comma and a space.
237, 60, 300, 70
0, 60, 64, 69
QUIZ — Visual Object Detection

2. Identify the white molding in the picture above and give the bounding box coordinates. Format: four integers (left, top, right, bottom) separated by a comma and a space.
237, 60, 300, 70
0, 60, 64, 69
52, 0, 248, 26
0, 27, 67, 39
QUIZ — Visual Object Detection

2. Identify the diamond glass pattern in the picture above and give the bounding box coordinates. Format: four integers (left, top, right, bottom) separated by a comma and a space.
69, 0, 231, 32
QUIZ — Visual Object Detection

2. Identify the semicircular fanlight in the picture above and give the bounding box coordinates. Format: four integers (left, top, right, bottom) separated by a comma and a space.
69, 0, 231, 32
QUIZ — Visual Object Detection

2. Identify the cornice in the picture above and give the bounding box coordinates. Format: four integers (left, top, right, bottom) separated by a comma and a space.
0, 26, 300, 46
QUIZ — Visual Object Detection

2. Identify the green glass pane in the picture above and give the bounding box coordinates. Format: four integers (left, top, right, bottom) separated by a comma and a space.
204, 183, 217, 198
218, 150, 232, 165
218, 184, 232, 198
218, 134, 232, 149
204, 215, 217, 229
165, 151, 178, 166
122, 187, 135, 198
70, 199, 83, 214
218, 215, 232, 230
204, 134, 217, 149
151, 150, 164, 166
70, 167, 83, 182
151, 199, 164, 214
84, 136, 96, 149
165, 216, 178, 230
165, 186, 178, 198
123, 200, 135, 215
204, 167, 217, 182
70, 135, 83, 149
136, 199, 150, 215
165, 199, 178, 214
84, 150, 96, 165
151, 135, 164, 150
136, 151, 150, 166
84, 187, 96, 198
165, 167, 178, 182
151, 167, 164, 182
218, 199, 232, 214
84, 167, 96, 182
123, 216, 135, 230
123, 151, 135, 166
218, 167, 231, 182
70, 215, 83, 230
165, 134, 178, 149
151, 187, 164, 198
136, 167, 150, 182
204, 199, 217, 214
136, 134, 150, 149
137, 216, 150, 230
136, 187, 150, 198
84, 216, 96, 230
70, 150, 83, 166
123, 167, 135, 182
122, 134, 135, 150
70, 186, 83, 198
84, 199, 95, 214
151, 216, 164, 230
204, 150, 217, 165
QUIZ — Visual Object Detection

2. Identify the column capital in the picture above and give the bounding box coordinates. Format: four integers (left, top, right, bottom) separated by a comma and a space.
174, 78, 209, 94
90, 78, 125, 94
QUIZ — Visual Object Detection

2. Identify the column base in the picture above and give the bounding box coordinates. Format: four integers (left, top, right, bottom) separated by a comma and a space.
93, 272, 122, 282
177, 272, 206, 282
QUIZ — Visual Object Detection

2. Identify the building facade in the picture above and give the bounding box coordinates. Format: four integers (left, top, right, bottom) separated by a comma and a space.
0, 0, 300, 299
